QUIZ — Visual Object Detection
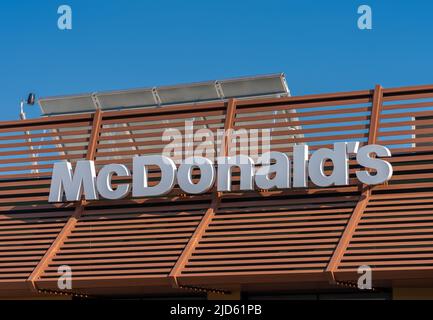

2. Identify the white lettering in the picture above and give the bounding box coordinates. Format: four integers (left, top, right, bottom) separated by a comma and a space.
48, 142, 393, 202
356, 144, 393, 185
308, 142, 349, 187
178, 157, 215, 194
217, 155, 255, 192
96, 164, 130, 200
255, 152, 290, 190
132, 155, 176, 197
49, 160, 97, 202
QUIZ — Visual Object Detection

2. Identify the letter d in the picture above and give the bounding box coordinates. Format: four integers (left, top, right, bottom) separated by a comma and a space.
132, 155, 176, 197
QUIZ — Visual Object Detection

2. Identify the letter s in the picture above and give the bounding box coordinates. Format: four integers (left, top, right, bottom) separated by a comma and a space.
356, 145, 393, 185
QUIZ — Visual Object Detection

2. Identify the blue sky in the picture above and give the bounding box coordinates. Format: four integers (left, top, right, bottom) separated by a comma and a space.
0, 0, 432, 120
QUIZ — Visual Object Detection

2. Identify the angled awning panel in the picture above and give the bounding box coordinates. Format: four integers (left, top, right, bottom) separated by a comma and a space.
336, 93, 433, 279
0, 114, 93, 291
177, 192, 360, 280
37, 197, 212, 285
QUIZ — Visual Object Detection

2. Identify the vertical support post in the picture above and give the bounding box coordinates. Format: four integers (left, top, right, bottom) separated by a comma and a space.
169, 99, 237, 288
86, 109, 103, 161
222, 98, 237, 156
326, 85, 383, 283
27, 109, 103, 292
368, 85, 383, 145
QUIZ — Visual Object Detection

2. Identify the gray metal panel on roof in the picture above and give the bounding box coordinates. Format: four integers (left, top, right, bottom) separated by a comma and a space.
220, 74, 289, 98
39, 94, 95, 115
97, 89, 156, 110
157, 82, 220, 105
38, 73, 289, 116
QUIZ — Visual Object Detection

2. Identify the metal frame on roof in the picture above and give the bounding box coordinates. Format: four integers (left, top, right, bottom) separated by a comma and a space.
38, 73, 290, 116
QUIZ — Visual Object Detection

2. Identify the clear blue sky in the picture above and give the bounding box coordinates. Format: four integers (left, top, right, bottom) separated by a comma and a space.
0, 0, 432, 120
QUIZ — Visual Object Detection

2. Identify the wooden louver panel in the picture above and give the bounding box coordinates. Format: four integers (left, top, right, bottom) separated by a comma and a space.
0, 84, 431, 295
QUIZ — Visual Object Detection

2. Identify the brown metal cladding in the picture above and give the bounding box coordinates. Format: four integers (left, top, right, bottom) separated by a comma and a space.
27, 109, 103, 291
0, 84, 433, 296
325, 85, 383, 282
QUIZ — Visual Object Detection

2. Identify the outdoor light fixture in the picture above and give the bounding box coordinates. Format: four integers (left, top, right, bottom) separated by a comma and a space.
27, 93, 36, 105
19, 92, 36, 120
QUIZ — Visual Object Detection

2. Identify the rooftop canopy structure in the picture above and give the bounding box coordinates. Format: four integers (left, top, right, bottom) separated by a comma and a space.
1, 80, 433, 299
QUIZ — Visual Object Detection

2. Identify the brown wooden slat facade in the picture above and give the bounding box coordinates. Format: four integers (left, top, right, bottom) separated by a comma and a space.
1, 84, 433, 297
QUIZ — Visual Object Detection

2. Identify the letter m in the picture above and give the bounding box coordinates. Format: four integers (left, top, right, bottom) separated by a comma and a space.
49, 160, 98, 202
